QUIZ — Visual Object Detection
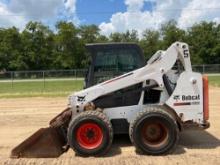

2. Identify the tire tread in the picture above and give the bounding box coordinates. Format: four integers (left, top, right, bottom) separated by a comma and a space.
129, 106, 179, 155
68, 111, 113, 156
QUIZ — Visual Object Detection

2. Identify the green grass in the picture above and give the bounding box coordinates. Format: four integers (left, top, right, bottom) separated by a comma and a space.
208, 76, 220, 87
0, 80, 83, 98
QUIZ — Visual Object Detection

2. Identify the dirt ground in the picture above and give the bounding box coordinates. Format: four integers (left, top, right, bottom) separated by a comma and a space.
0, 88, 220, 165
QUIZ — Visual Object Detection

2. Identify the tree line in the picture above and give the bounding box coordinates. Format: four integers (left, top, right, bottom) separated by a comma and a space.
0, 20, 219, 71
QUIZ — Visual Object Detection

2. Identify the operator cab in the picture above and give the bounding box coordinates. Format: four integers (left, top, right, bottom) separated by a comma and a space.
85, 43, 145, 88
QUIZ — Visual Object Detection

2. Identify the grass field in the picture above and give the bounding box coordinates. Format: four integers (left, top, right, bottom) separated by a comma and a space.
0, 79, 83, 98
208, 75, 220, 87
0, 75, 219, 98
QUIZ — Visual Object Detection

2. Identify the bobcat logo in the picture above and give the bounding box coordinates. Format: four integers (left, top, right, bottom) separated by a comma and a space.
173, 95, 180, 101
77, 96, 86, 102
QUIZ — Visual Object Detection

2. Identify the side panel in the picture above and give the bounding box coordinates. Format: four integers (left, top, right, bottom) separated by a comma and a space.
103, 105, 142, 123
166, 71, 203, 123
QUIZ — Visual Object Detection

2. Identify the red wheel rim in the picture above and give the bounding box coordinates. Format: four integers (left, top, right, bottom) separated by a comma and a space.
76, 122, 103, 150
141, 121, 168, 147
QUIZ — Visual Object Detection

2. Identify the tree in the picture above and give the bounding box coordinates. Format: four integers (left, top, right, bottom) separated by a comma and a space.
187, 22, 220, 64
79, 25, 100, 43
0, 20, 219, 71
109, 32, 123, 42
21, 21, 54, 70
96, 35, 109, 43
161, 20, 186, 49
0, 27, 23, 71
121, 30, 139, 42
139, 29, 162, 59
110, 30, 139, 42
53, 21, 80, 69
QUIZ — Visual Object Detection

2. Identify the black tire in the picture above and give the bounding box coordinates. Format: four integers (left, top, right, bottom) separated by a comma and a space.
68, 111, 113, 156
129, 106, 179, 155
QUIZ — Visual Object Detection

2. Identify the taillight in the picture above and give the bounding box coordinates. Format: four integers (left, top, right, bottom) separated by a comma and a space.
203, 75, 209, 121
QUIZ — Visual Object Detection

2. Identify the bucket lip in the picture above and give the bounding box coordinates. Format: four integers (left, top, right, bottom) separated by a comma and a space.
10, 127, 66, 158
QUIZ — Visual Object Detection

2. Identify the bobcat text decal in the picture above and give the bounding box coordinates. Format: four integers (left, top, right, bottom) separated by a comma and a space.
173, 95, 200, 106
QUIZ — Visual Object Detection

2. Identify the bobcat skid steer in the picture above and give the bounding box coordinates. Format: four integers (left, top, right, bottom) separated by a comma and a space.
11, 42, 209, 158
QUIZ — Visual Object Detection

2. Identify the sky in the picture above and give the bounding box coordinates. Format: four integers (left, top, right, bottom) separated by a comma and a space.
0, 0, 219, 36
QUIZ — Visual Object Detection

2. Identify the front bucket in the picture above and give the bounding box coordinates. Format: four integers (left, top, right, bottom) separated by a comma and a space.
10, 127, 66, 158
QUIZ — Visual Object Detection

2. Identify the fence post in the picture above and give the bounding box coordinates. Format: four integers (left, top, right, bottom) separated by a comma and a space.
219, 64, 220, 73
11, 71, 14, 89
43, 71, 45, 91
75, 69, 77, 80
203, 64, 205, 74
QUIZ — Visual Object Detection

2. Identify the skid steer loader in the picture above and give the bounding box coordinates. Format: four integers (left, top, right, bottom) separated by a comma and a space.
11, 42, 209, 158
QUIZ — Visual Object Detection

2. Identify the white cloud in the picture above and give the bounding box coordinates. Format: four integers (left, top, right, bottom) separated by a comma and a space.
0, 0, 219, 33
99, 0, 220, 36
63, 0, 80, 25
0, 2, 26, 29
8, 0, 63, 20
99, 0, 183, 36
125, 0, 145, 11
99, 11, 164, 36
178, 0, 220, 28
0, 0, 79, 29
64, 0, 77, 13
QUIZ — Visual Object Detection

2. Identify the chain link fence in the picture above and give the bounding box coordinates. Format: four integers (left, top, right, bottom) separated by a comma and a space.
0, 69, 87, 81
0, 64, 220, 81
0, 69, 87, 95
0, 65, 219, 94
192, 64, 220, 74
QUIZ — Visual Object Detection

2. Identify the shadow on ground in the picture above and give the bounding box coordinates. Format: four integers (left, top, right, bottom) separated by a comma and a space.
105, 130, 220, 157
104, 134, 131, 157
179, 130, 220, 149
